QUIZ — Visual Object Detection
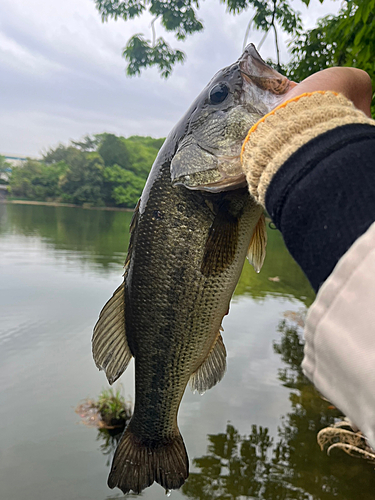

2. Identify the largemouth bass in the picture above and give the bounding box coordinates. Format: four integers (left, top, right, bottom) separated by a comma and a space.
92, 44, 292, 495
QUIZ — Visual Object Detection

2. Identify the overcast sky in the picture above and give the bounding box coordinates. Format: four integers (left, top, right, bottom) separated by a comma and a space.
0, 0, 340, 157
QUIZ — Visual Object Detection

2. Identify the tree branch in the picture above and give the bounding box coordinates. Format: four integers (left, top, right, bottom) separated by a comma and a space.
257, 27, 270, 51
243, 14, 256, 51
151, 15, 160, 47
271, 0, 280, 70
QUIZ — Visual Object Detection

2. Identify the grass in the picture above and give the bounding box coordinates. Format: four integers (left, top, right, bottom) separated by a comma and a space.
96, 386, 132, 426
76, 385, 132, 430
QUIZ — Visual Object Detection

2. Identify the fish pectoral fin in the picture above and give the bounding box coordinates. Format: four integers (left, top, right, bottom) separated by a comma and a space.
201, 209, 239, 277
92, 282, 132, 385
190, 332, 227, 394
247, 213, 267, 273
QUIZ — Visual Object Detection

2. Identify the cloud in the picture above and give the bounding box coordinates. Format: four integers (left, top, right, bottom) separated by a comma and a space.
0, 0, 340, 156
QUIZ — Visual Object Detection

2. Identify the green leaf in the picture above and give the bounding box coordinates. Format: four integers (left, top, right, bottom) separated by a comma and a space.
123, 34, 185, 77
150, 0, 204, 40
95, 0, 145, 22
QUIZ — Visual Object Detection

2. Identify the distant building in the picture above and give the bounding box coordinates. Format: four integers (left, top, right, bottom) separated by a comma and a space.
2, 153, 28, 167
1, 152, 40, 182
1, 152, 41, 184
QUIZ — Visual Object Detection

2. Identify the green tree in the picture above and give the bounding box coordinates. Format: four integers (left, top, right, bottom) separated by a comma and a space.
97, 133, 131, 170
94, 0, 301, 76
60, 152, 105, 205
286, 0, 375, 113
43, 144, 76, 164
8, 135, 164, 208
93, 0, 375, 116
125, 135, 162, 177
0, 155, 12, 184
9, 160, 68, 200
182, 317, 375, 500
71, 134, 100, 152
103, 163, 145, 207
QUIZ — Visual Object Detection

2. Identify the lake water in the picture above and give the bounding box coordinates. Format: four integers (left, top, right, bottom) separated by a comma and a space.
1, 203, 374, 500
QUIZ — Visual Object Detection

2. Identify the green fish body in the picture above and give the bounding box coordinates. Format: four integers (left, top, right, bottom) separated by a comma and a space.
92, 44, 291, 495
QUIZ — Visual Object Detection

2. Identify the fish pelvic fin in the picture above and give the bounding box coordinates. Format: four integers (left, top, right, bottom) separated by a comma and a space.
108, 427, 189, 494
92, 282, 132, 385
247, 213, 267, 273
190, 332, 227, 394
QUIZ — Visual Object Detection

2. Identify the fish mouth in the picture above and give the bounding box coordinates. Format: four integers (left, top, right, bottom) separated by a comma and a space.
171, 45, 295, 194
174, 172, 247, 193
173, 150, 247, 193
239, 44, 291, 95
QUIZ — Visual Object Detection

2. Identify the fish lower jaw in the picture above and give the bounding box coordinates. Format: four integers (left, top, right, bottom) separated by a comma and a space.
174, 173, 247, 192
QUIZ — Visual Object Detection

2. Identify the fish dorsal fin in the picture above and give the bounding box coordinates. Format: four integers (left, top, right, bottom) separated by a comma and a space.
247, 213, 267, 273
190, 332, 227, 394
201, 209, 239, 277
92, 283, 132, 384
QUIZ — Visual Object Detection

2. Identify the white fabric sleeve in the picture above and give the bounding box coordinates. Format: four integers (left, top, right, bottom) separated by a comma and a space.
302, 221, 375, 448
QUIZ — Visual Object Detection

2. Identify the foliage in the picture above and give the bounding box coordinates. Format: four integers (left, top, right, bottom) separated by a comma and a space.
94, 0, 302, 75
273, 317, 308, 389
183, 316, 375, 500
96, 386, 132, 421
9, 159, 69, 200
71, 134, 100, 152
2, 204, 133, 272
123, 34, 185, 78
59, 151, 105, 206
93, 0, 375, 116
285, 0, 375, 114
126, 135, 164, 176
96, 427, 123, 467
96, 0, 197, 77
183, 424, 275, 499
8, 134, 163, 208
97, 133, 131, 170
0, 155, 12, 184
104, 163, 145, 207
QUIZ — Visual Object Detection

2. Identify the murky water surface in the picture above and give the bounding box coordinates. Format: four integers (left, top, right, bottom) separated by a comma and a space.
1, 204, 374, 500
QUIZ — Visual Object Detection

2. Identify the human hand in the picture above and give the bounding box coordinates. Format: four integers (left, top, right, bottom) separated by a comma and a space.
242, 67, 375, 207
280, 67, 373, 117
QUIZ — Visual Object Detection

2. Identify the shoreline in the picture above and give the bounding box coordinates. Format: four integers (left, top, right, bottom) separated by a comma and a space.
4, 199, 133, 212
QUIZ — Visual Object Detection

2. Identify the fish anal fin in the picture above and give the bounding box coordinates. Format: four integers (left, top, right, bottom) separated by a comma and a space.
108, 427, 189, 494
201, 210, 239, 277
247, 213, 267, 273
92, 282, 132, 385
190, 333, 227, 394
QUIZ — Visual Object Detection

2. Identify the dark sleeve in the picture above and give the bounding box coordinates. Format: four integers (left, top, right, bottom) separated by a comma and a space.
265, 123, 375, 292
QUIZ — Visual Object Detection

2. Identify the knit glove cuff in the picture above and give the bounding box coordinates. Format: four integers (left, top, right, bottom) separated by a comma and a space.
241, 91, 375, 207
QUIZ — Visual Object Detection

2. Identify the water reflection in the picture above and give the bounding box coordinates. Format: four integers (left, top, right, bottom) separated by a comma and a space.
234, 227, 315, 306
3, 203, 372, 499
97, 428, 123, 467
97, 429, 141, 499
1, 204, 133, 270
182, 316, 375, 500
1, 204, 314, 303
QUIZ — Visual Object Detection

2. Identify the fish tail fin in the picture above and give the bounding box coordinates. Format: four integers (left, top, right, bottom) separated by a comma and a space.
108, 427, 189, 494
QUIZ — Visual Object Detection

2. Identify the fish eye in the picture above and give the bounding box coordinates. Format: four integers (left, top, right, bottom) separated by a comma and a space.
209, 83, 229, 104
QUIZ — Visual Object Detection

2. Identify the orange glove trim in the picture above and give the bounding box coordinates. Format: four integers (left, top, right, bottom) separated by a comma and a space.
240, 91, 339, 161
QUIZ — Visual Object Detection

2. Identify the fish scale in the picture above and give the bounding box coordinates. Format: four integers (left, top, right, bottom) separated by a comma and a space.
92, 43, 293, 495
